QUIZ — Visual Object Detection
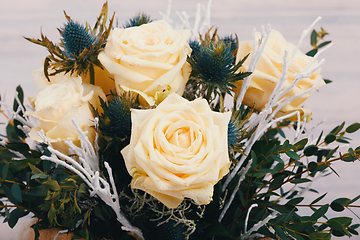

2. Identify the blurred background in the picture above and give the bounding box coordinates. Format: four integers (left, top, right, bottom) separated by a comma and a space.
0, 0, 359, 238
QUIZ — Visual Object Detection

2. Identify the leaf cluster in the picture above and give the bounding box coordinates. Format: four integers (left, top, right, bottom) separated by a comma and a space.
185, 121, 360, 239
306, 28, 332, 84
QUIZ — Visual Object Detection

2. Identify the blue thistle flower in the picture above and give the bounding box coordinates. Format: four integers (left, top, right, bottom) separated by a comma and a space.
193, 41, 235, 87
25, 2, 114, 84
61, 21, 97, 59
98, 92, 139, 144
187, 29, 251, 100
222, 35, 238, 57
189, 40, 201, 56
228, 117, 239, 149
227, 106, 254, 155
123, 13, 152, 28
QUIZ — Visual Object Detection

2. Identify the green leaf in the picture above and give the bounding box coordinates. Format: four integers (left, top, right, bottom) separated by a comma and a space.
317, 40, 332, 49
350, 224, 360, 230
308, 162, 318, 172
3, 185, 19, 204
269, 175, 285, 190
349, 194, 360, 204
311, 193, 327, 205
309, 232, 331, 240
348, 227, 359, 236
324, 79, 332, 84
310, 30, 317, 46
306, 48, 318, 57
325, 146, 339, 161
8, 208, 21, 228
28, 163, 44, 175
316, 131, 323, 145
271, 155, 284, 163
327, 219, 344, 231
11, 183, 22, 203
330, 121, 345, 135
13, 86, 24, 113
286, 197, 304, 205
42, 179, 60, 191
274, 226, 287, 240
345, 123, 360, 133
2, 163, 9, 180
304, 145, 318, 156
325, 134, 336, 144
331, 217, 352, 226
9, 158, 41, 174
26, 186, 46, 196
31, 173, 48, 180
290, 178, 311, 184
48, 206, 57, 226
330, 202, 344, 212
6, 142, 30, 153
285, 150, 300, 160
292, 138, 308, 151
310, 204, 329, 221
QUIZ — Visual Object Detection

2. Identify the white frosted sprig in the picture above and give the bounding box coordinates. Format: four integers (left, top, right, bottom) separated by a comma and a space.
159, 0, 173, 24
241, 211, 277, 239
0, 91, 35, 132
236, 25, 272, 109
222, 17, 329, 192
161, 0, 212, 38
218, 160, 252, 222
37, 120, 144, 240
65, 118, 99, 172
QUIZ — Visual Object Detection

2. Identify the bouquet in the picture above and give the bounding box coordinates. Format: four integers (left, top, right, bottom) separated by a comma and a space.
0, 2, 359, 240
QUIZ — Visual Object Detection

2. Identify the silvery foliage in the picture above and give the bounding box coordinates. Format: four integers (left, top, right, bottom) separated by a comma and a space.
38, 119, 145, 240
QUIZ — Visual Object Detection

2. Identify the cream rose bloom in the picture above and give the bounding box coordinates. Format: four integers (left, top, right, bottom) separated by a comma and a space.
98, 20, 192, 106
234, 30, 325, 121
121, 93, 231, 208
27, 69, 106, 154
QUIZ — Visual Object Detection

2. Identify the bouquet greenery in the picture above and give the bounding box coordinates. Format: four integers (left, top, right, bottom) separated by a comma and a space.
1, 2, 359, 240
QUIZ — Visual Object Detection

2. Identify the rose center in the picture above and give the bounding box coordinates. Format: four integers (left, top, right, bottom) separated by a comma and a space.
167, 126, 193, 149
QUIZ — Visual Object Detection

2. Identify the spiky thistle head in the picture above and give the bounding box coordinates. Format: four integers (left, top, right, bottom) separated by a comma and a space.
123, 12, 152, 28
97, 91, 140, 147
187, 28, 251, 102
227, 104, 255, 158
189, 40, 201, 56
60, 21, 98, 59
24, 2, 114, 84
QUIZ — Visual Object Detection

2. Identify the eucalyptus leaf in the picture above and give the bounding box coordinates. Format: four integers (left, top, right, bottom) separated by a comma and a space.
290, 178, 312, 184
274, 226, 287, 240
308, 162, 318, 173
330, 202, 345, 212
317, 40, 332, 49
42, 179, 61, 191
310, 29, 317, 46
285, 150, 300, 160
325, 134, 336, 144
11, 183, 22, 203
310, 204, 329, 221
345, 123, 360, 133
310, 193, 327, 205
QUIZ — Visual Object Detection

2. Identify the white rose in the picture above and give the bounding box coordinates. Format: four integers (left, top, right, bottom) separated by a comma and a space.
121, 93, 231, 208
98, 20, 192, 106
234, 30, 325, 121
27, 70, 106, 154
